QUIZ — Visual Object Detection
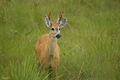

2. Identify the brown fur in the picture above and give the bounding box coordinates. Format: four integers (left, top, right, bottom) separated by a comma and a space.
35, 32, 60, 79
35, 12, 66, 79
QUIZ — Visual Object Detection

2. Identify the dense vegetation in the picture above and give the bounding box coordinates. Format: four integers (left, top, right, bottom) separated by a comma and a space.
0, 0, 120, 80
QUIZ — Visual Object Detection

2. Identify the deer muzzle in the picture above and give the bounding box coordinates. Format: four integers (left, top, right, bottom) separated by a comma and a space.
56, 34, 61, 39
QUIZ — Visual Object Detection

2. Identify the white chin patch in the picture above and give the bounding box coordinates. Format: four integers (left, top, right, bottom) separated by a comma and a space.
51, 35, 56, 39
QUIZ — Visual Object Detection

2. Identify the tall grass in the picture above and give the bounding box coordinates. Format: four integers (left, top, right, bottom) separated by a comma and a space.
0, 0, 120, 80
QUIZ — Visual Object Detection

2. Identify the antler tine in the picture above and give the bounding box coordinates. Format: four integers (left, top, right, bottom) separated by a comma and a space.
45, 12, 51, 20
59, 11, 63, 19
57, 11, 63, 23
48, 12, 51, 20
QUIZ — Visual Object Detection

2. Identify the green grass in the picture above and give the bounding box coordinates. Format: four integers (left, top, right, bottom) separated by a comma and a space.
0, 0, 120, 80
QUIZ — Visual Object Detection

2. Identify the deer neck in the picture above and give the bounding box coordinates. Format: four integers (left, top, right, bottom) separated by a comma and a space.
48, 34, 57, 57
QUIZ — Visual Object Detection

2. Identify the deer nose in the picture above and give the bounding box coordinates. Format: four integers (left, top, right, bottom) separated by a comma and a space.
56, 34, 61, 39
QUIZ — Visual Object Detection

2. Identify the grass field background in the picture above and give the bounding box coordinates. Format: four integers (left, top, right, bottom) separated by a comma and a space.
0, 0, 120, 80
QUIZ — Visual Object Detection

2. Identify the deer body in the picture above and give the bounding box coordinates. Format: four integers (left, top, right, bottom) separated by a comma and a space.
35, 34, 59, 69
35, 12, 67, 79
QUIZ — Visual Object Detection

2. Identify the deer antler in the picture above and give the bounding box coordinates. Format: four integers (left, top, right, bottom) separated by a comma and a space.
57, 11, 63, 24
45, 12, 51, 20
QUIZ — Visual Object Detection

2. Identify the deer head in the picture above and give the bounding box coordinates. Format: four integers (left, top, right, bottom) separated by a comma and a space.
45, 12, 67, 39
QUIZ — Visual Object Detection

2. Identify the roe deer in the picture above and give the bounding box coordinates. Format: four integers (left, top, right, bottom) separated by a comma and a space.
35, 12, 67, 79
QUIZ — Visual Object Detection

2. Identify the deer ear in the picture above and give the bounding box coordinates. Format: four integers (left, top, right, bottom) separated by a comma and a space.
45, 17, 51, 28
59, 18, 67, 28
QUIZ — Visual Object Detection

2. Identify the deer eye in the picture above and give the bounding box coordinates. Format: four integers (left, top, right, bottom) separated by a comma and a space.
51, 28, 55, 32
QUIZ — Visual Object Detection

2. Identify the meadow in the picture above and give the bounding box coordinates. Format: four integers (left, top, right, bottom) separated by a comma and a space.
0, 0, 120, 80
